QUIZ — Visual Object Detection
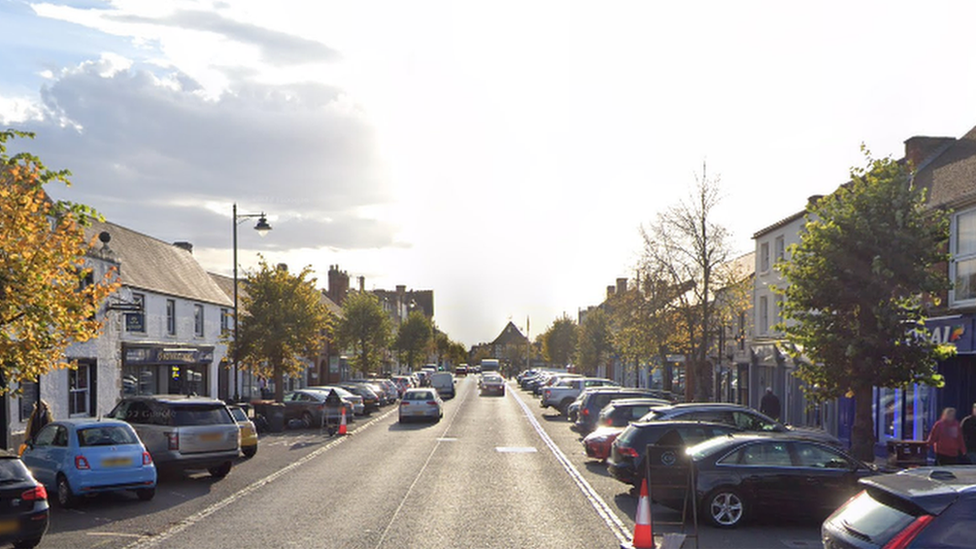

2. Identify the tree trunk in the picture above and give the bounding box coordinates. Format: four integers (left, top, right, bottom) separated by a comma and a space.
273, 362, 285, 403
851, 384, 876, 463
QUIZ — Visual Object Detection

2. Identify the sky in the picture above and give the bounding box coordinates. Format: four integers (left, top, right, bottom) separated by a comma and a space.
2, 0, 975, 346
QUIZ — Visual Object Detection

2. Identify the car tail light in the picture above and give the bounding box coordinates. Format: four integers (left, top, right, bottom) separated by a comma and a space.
21, 486, 46, 501
544, 389, 551, 398
75, 455, 91, 470
317, 404, 325, 411
617, 445, 639, 459
427, 401, 437, 406
142, 451, 153, 466
400, 401, 409, 406
882, 514, 935, 549
582, 408, 590, 416
167, 432, 179, 450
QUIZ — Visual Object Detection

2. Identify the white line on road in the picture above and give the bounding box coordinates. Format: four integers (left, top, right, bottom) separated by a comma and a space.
121, 406, 399, 549
510, 385, 633, 545
372, 381, 471, 549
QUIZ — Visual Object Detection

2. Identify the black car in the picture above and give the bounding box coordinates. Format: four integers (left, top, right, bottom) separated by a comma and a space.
670, 434, 878, 528
0, 451, 49, 549
574, 388, 670, 433
607, 420, 739, 487
339, 383, 381, 412
822, 467, 976, 549
639, 403, 842, 447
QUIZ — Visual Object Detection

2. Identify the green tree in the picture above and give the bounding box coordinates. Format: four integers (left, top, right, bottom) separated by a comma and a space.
0, 130, 119, 391
576, 308, 612, 376
335, 292, 392, 376
394, 311, 432, 371
542, 314, 577, 367
234, 260, 330, 402
778, 149, 953, 462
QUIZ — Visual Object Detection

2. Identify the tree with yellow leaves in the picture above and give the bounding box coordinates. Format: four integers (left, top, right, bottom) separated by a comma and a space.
0, 130, 119, 392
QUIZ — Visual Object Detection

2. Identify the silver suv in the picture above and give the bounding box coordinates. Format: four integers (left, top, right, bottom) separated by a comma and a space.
108, 395, 240, 478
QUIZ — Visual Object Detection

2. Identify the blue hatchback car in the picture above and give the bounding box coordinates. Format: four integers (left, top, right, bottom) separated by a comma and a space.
21, 419, 157, 508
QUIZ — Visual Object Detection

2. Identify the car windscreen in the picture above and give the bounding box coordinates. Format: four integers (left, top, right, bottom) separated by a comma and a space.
170, 404, 233, 426
0, 458, 31, 482
78, 425, 140, 446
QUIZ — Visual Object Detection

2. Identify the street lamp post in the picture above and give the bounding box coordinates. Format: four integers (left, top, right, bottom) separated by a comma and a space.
232, 203, 272, 402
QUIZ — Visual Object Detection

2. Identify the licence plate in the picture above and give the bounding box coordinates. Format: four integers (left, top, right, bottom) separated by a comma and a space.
199, 433, 222, 442
0, 520, 17, 534
413, 411, 426, 416
102, 457, 133, 468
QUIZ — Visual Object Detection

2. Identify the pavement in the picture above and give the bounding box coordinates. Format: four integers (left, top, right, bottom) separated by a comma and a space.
32, 377, 826, 549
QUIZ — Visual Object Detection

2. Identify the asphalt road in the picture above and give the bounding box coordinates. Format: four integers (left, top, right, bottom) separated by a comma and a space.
31, 376, 827, 549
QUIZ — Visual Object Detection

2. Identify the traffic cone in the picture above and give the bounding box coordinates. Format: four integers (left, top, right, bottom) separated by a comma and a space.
621, 478, 654, 549
338, 408, 348, 436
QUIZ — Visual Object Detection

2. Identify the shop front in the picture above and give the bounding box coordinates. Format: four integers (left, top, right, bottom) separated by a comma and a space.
122, 343, 214, 397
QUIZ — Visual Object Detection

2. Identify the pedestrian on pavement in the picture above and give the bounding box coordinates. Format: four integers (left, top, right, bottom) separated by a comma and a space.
760, 387, 781, 421
927, 407, 967, 465
961, 402, 976, 465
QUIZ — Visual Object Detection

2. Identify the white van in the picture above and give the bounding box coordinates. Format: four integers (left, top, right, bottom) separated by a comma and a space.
429, 372, 456, 399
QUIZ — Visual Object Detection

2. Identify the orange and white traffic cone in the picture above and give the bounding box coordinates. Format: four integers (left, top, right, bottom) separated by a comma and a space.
621, 478, 654, 549
338, 408, 348, 436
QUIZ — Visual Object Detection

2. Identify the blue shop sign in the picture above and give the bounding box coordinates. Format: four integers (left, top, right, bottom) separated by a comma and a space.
925, 315, 975, 354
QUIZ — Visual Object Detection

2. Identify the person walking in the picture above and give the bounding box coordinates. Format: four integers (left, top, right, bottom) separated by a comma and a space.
961, 402, 976, 465
760, 387, 781, 421
927, 407, 967, 465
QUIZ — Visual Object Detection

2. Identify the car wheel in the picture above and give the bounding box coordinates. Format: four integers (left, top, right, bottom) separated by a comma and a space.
705, 488, 747, 528
399, 416, 409, 424
136, 487, 156, 501
301, 411, 314, 428
208, 462, 232, 479
560, 400, 573, 415
56, 474, 78, 508
12, 537, 42, 549
242, 446, 257, 459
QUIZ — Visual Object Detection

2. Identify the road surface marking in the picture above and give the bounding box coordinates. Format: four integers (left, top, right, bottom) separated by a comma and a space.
436, 437, 458, 442
121, 406, 399, 549
87, 532, 147, 538
495, 446, 537, 453
372, 380, 472, 549
510, 387, 632, 545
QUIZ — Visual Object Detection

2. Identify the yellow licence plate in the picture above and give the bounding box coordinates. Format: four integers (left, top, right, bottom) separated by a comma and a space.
199, 433, 222, 442
413, 411, 426, 416
102, 457, 133, 468
0, 520, 17, 534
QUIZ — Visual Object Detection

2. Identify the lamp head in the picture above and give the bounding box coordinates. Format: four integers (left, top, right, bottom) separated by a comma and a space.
254, 215, 272, 237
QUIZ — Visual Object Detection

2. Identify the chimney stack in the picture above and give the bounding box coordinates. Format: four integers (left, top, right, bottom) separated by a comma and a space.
173, 241, 193, 254
904, 136, 955, 169
358, 276, 365, 292
327, 265, 350, 305
616, 278, 628, 295
607, 285, 616, 300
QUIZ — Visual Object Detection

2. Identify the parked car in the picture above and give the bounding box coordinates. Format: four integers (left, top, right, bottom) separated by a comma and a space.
0, 450, 49, 548
390, 376, 415, 396
580, 398, 673, 461
21, 419, 156, 509
607, 420, 739, 486
639, 403, 842, 447
338, 383, 381, 413
480, 374, 506, 396
430, 372, 456, 399
575, 389, 670, 433
377, 380, 400, 402
455, 365, 468, 376
348, 379, 394, 406
822, 466, 976, 549
228, 406, 258, 458
675, 434, 879, 528
399, 388, 444, 423
108, 395, 239, 478
534, 373, 580, 396
307, 386, 363, 416
542, 377, 619, 415
283, 389, 354, 427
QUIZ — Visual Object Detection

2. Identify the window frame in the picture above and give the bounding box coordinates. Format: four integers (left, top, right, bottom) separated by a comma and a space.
193, 304, 205, 337
759, 295, 769, 334
774, 235, 786, 262
68, 363, 91, 418
760, 242, 770, 272
166, 299, 176, 336
950, 207, 976, 308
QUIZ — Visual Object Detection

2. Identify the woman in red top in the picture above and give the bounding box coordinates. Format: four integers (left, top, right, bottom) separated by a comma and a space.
927, 407, 967, 465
